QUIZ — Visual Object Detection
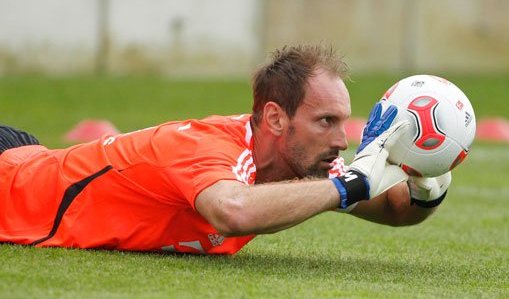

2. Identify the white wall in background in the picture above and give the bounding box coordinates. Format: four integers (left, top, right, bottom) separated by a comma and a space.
0, 0, 259, 75
1, 0, 507, 75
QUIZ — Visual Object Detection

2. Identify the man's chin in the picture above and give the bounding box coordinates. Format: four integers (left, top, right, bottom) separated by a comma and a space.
303, 165, 330, 179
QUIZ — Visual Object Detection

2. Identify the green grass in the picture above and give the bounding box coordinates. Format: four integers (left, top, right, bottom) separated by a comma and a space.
2, 73, 507, 147
0, 76, 253, 147
1, 75, 508, 298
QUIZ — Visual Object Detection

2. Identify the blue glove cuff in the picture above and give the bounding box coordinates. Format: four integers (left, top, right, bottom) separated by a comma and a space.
331, 177, 349, 209
331, 170, 370, 209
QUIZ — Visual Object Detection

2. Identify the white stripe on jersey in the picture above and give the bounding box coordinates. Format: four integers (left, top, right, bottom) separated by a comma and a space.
231, 114, 246, 120
244, 120, 252, 145
232, 149, 256, 185
177, 123, 191, 131
231, 120, 256, 185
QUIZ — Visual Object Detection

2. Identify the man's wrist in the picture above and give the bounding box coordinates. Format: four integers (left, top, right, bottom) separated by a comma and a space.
331, 170, 370, 209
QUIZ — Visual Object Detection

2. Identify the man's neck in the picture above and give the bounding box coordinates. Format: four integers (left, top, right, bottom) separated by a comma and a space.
251, 122, 294, 184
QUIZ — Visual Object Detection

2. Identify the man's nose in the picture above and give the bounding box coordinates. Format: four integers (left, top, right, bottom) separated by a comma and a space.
331, 125, 348, 151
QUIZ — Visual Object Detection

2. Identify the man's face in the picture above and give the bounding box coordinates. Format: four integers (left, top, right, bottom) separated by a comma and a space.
281, 69, 351, 178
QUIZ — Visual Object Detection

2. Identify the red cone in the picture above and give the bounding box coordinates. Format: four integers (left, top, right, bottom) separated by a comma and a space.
64, 119, 120, 143
476, 118, 509, 143
345, 118, 366, 144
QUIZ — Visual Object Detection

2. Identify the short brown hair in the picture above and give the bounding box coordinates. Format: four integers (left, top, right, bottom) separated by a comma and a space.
251, 44, 348, 125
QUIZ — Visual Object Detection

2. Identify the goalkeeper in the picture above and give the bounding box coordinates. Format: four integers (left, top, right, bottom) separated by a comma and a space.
0, 44, 450, 254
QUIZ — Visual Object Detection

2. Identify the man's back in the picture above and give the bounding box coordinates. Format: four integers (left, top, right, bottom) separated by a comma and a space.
0, 115, 256, 254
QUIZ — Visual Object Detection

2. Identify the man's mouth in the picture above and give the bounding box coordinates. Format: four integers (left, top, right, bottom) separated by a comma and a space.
321, 156, 338, 168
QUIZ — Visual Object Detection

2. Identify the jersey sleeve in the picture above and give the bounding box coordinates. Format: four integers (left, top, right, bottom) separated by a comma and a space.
163, 124, 254, 210
191, 139, 253, 207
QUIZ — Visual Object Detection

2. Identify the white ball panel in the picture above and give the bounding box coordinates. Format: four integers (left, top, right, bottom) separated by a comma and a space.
381, 74, 476, 177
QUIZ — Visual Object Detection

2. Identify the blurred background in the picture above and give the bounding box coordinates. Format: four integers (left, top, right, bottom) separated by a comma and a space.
1, 0, 508, 76
0, 0, 508, 147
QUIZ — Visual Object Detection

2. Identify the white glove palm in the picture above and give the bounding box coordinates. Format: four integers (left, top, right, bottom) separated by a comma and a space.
349, 120, 410, 199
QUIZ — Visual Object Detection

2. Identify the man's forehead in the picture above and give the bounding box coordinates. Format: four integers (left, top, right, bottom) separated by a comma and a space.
301, 73, 351, 116
301, 99, 351, 118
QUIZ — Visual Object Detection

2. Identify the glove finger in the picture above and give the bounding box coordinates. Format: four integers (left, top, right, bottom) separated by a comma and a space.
378, 120, 411, 151
363, 103, 383, 140
367, 102, 383, 127
377, 105, 398, 135
408, 171, 452, 201
409, 171, 452, 192
408, 177, 434, 199
358, 103, 384, 153
409, 177, 432, 190
435, 171, 452, 189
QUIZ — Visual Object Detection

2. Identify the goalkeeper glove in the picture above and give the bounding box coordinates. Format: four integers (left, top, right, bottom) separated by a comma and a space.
408, 172, 452, 208
331, 102, 410, 210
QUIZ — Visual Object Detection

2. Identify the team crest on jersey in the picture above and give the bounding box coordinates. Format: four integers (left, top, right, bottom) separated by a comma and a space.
208, 234, 225, 246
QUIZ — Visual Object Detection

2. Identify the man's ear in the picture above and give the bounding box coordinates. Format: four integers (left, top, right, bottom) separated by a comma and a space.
262, 101, 288, 136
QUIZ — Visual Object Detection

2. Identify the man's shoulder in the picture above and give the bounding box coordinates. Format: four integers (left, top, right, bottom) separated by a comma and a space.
156, 114, 250, 132
163, 114, 253, 146
200, 114, 252, 130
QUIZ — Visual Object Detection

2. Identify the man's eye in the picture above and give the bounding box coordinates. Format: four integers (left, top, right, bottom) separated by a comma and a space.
320, 117, 333, 126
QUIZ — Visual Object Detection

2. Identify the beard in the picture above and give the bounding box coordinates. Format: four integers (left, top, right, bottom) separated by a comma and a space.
282, 126, 338, 179
285, 144, 336, 178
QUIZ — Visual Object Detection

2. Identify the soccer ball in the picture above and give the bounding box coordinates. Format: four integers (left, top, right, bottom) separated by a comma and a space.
381, 74, 476, 177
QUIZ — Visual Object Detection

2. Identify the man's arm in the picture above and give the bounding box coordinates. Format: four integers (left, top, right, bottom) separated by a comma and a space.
349, 182, 436, 226
196, 119, 417, 236
349, 170, 452, 226
196, 178, 438, 237
195, 179, 339, 236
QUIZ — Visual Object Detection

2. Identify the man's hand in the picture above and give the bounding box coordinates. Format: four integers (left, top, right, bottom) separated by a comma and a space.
331, 102, 410, 210
357, 100, 398, 153
349, 120, 410, 199
409, 172, 452, 208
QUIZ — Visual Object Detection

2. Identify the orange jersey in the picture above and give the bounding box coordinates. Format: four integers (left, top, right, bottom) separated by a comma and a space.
0, 114, 256, 254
